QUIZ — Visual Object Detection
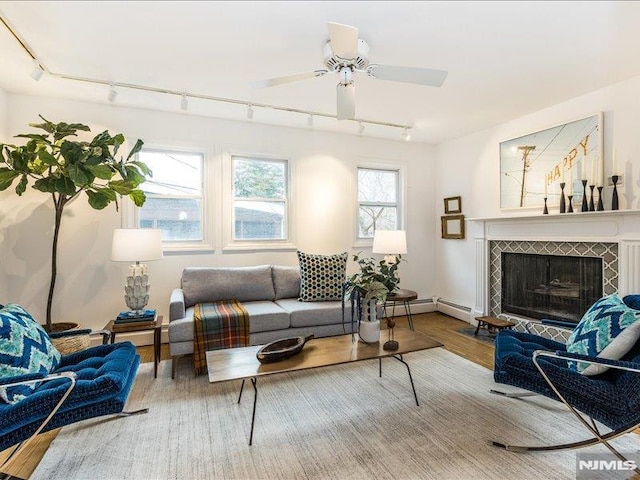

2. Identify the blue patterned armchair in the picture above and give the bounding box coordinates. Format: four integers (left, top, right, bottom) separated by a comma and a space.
0, 306, 146, 476
492, 294, 640, 472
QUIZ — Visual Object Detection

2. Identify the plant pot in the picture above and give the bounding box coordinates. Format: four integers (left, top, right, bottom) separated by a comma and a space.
359, 320, 380, 343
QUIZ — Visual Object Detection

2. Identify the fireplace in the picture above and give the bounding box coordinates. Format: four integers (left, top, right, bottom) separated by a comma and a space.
487, 240, 618, 326
501, 252, 603, 323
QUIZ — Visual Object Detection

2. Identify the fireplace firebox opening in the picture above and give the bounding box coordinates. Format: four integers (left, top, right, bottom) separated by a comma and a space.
501, 252, 603, 323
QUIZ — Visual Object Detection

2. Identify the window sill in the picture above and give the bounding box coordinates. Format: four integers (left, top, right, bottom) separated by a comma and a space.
222, 242, 298, 253
161, 242, 215, 255
353, 239, 374, 249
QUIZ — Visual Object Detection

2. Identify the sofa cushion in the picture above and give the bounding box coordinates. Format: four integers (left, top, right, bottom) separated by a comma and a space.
272, 266, 301, 300
181, 266, 275, 307
242, 301, 291, 333
566, 294, 640, 375
275, 298, 349, 328
297, 251, 347, 302
0, 304, 61, 404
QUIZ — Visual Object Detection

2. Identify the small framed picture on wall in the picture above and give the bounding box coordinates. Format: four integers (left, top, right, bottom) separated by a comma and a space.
444, 196, 462, 214
441, 215, 465, 239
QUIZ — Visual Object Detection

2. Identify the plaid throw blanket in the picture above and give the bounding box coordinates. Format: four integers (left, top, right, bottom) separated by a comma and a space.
193, 300, 250, 375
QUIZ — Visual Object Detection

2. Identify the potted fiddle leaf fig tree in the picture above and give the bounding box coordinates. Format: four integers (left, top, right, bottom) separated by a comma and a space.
0, 116, 150, 331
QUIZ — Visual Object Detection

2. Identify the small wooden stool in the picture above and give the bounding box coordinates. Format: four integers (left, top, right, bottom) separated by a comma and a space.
474, 316, 515, 336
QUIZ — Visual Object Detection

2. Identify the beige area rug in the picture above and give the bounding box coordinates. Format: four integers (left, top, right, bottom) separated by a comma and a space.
32, 348, 640, 480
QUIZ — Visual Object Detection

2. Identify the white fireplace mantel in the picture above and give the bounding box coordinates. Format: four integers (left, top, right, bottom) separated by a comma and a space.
469, 209, 640, 321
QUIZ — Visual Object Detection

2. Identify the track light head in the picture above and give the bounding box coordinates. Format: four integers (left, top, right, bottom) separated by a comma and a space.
247, 104, 254, 120
308, 114, 314, 127
358, 121, 365, 135
107, 84, 117, 103
401, 127, 410, 141
181, 94, 188, 111
30, 59, 44, 81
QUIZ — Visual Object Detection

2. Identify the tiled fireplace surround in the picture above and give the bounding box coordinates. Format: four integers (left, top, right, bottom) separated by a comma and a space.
470, 211, 640, 336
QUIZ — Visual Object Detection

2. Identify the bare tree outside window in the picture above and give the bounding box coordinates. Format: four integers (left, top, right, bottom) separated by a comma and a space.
357, 168, 399, 238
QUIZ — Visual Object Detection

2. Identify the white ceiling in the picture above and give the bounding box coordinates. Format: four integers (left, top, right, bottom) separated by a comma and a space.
1, 1, 640, 144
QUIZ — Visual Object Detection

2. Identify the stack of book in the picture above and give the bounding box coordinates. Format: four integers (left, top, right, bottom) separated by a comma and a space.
114, 309, 157, 326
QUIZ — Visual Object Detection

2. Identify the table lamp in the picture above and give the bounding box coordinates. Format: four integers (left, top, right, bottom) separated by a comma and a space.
372, 229, 407, 351
111, 228, 163, 315
372, 230, 407, 264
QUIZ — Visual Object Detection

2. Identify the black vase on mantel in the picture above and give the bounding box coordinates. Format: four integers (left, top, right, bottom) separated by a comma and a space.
581, 180, 589, 212
597, 186, 605, 211
612, 175, 620, 210
559, 182, 566, 214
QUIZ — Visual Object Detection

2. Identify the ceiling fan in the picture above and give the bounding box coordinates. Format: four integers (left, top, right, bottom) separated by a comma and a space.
251, 22, 448, 120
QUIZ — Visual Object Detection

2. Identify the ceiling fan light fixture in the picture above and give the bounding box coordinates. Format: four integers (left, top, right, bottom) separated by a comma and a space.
247, 104, 254, 119
401, 127, 411, 141
180, 94, 188, 111
107, 84, 117, 103
30, 59, 44, 81
308, 114, 314, 127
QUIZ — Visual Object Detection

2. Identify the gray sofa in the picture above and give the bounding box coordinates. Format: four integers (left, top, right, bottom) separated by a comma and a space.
168, 265, 354, 377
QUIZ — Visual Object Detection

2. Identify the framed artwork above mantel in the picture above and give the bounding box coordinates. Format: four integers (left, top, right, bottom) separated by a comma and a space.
499, 113, 603, 210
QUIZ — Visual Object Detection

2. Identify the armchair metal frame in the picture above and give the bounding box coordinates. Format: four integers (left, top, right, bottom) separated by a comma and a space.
0, 372, 77, 477
492, 350, 640, 476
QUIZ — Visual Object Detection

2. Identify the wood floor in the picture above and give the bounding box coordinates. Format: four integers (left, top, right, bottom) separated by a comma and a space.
1, 312, 492, 478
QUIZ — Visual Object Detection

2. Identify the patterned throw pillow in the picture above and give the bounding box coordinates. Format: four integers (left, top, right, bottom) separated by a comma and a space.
0, 304, 61, 404
297, 251, 348, 302
566, 294, 640, 376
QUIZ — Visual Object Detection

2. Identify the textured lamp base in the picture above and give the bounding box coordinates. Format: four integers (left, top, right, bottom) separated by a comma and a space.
124, 263, 150, 312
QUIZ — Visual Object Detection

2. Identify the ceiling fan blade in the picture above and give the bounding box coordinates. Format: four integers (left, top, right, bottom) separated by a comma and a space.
336, 83, 355, 120
368, 65, 448, 87
327, 22, 359, 59
251, 70, 328, 88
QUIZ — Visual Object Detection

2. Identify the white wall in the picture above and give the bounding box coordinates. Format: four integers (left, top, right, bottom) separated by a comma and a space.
0, 87, 7, 301
0, 93, 437, 334
434, 73, 640, 316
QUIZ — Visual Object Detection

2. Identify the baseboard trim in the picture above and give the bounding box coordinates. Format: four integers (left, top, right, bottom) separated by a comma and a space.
434, 299, 473, 324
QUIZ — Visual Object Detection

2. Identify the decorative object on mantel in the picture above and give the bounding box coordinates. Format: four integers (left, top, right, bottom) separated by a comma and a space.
559, 182, 566, 213
581, 180, 589, 212
612, 175, 620, 210
589, 184, 596, 211
0, 117, 149, 332
567, 194, 574, 213
444, 196, 462, 214
111, 229, 163, 315
597, 186, 605, 211
500, 113, 601, 210
542, 197, 549, 215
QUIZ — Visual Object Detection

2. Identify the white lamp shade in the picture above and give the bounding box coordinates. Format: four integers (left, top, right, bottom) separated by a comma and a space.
111, 229, 163, 262
372, 230, 407, 255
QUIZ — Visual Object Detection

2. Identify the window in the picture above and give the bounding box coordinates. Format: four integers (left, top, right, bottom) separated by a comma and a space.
232, 156, 288, 241
357, 167, 399, 238
136, 149, 205, 245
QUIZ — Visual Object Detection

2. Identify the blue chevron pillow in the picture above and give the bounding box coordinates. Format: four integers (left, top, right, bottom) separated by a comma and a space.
566, 294, 640, 375
0, 304, 61, 404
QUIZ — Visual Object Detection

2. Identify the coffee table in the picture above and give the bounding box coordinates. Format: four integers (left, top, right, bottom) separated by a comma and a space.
207, 328, 443, 445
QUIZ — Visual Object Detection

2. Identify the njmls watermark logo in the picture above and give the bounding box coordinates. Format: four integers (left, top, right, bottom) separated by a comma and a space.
576, 453, 640, 479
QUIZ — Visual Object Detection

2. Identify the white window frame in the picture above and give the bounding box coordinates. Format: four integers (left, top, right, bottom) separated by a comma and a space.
222, 150, 296, 252
354, 163, 405, 247
129, 145, 214, 253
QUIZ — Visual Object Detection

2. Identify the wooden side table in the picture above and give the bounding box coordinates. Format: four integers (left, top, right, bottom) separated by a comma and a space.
104, 315, 164, 378
384, 289, 418, 330
474, 316, 515, 336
